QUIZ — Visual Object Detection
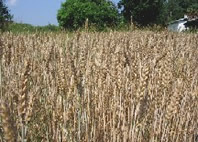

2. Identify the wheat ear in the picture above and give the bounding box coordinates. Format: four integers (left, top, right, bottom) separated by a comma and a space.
136, 64, 150, 121
166, 78, 183, 120
18, 60, 31, 122
18, 60, 31, 142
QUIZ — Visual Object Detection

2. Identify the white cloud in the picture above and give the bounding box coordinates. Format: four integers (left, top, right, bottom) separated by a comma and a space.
7, 0, 17, 6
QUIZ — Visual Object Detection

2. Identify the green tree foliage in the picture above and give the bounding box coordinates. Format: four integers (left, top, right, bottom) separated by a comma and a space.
159, 0, 198, 24
0, 0, 12, 30
118, 0, 164, 26
57, 0, 119, 30
157, 0, 183, 25
187, 3, 198, 17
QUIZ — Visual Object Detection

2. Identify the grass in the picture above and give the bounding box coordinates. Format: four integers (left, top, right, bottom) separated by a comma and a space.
0, 30, 197, 142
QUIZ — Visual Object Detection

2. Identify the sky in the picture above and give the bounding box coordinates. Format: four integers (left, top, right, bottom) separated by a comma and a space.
6, 0, 119, 26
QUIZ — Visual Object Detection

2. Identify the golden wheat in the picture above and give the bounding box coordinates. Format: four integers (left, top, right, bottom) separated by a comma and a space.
0, 31, 197, 142
0, 99, 17, 142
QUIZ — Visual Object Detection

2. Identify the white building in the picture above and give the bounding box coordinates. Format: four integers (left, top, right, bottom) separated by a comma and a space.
168, 15, 198, 32
168, 16, 188, 32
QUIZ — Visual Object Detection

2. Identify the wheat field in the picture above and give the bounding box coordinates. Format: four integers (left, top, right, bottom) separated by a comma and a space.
0, 31, 198, 142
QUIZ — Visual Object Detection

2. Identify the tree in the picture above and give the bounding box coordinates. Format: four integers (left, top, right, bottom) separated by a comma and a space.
158, 0, 198, 24
0, 0, 12, 30
159, 0, 184, 24
57, 0, 119, 30
118, 0, 164, 26
187, 4, 198, 17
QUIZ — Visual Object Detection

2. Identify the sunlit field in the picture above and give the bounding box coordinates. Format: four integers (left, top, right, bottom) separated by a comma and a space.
0, 31, 198, 142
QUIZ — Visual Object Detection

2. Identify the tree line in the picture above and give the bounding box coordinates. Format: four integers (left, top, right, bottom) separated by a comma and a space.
1, 0, 198, 31
0, 0, 12, 31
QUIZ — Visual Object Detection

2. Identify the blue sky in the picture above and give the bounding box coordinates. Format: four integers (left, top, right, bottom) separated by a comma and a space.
6, 0, 119, 26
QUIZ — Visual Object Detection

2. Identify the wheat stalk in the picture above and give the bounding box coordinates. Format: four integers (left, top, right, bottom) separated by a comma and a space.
0, 39, 3, 99
0, 99, 17, 142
